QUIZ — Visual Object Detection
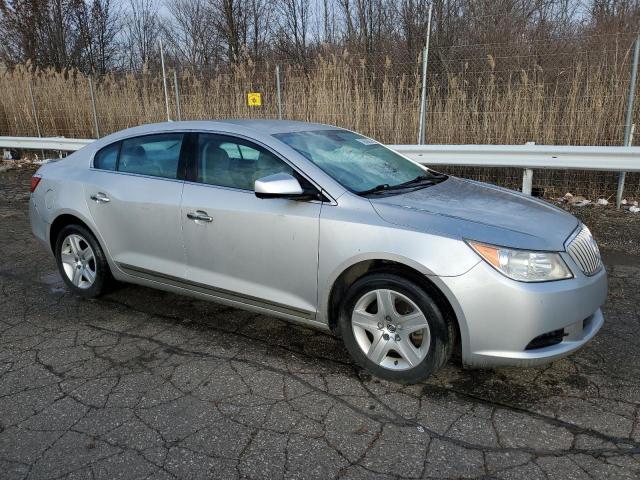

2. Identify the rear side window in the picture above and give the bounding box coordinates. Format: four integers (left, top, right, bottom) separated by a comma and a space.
119, 134, 184, 179
94, 142, 119, 171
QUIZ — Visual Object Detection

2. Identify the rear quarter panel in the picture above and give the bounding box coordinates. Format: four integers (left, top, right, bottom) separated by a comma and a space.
31, 153, 114, 266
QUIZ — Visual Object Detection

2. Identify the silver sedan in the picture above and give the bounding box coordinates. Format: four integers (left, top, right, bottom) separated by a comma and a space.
29, 120, 607, 383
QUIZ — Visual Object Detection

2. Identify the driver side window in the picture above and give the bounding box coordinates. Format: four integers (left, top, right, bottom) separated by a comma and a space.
196, 134, 293, 190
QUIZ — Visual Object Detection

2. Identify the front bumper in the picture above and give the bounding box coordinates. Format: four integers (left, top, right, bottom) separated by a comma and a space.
438, 256, 608, 368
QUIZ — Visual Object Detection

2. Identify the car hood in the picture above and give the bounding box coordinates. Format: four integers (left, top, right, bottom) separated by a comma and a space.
369, 177, 579, 251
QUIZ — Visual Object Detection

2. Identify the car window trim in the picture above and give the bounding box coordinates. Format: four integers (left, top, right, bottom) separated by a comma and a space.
114, 141, 123, 171
178, 132, 196, 181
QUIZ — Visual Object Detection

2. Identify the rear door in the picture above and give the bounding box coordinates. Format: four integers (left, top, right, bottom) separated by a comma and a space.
180, 132, 322, 318
84, 133, 188, 277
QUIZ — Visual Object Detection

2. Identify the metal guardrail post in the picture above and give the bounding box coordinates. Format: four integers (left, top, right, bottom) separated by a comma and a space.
173, 70, 182, 121
522, 169, 533, 195
522, 142, 535, 195
88, 77, 100, 138
276, 65, 283, 120
160, 39, 171, 121
617, 33, 640, 209
417, 4, 433, 145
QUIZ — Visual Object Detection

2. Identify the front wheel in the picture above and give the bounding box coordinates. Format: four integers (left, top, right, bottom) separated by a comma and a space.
55, 224, 112, 298
338, 272, 454, 383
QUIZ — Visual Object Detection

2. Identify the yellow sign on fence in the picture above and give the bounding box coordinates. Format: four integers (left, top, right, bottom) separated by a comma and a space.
247, 92, 262, 106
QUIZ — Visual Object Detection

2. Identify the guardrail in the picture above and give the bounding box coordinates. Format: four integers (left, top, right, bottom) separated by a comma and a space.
2, 136, 640, 200
391, 144, 640, 200
0, 136, 93, 152
390, 144, 640, 172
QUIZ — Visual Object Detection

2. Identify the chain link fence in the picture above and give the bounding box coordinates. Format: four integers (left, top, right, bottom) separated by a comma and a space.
1, 31, 639, 200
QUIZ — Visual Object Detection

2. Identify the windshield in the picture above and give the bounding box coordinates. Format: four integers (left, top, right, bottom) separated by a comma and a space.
273, 129, 444, 194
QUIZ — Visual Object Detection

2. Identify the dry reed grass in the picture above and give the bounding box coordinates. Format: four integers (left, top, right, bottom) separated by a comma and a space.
0, 56, 638, 199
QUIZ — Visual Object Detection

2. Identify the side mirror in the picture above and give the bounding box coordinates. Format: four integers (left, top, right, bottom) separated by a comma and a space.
254, 173, 316, 200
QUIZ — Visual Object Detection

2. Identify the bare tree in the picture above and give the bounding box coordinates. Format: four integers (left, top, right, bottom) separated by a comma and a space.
337, 0, 395, 56
75, 0, 120, 73
124, 0, 161, 68
589, 0, 640, 33
321, 0, 337, 44
397, 0, 432, 59
0, 0, 84, 69
247, 0, 273, 59
209, 0, 249, 62
275, 0, 311, 63
165, 0, 220, 68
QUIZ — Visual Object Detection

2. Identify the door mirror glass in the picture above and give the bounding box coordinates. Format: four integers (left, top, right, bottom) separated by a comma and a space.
254, 173, 304, 199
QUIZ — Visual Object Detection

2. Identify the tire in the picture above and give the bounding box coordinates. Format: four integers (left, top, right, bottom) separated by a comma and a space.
55, 224, 112, 298
338, 272, 453, 384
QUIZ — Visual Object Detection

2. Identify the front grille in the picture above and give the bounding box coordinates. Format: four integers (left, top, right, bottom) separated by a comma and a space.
525, 328, 565, 350
566, 225, 602, 276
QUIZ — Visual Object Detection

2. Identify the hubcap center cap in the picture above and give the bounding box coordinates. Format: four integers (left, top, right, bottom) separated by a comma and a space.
387, 324, 396, 333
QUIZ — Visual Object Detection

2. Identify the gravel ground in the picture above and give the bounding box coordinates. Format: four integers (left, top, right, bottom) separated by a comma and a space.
1, 166, 639, 479
566, 205, 640, 256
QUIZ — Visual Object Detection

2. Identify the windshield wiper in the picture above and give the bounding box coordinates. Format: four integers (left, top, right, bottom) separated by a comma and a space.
396, 174, 434, 187
356, 183, 393, 195
356, 173, 446, 196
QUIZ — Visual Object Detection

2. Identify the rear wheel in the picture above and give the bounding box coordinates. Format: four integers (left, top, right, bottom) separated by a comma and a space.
55, 224, 111, 298
338, 272, 453, 383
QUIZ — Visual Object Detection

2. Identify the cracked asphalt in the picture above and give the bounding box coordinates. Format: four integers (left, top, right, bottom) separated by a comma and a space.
1, 167, 639, 479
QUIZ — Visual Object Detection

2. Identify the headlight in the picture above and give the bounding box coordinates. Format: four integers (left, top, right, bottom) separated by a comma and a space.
467, 241, 573, 282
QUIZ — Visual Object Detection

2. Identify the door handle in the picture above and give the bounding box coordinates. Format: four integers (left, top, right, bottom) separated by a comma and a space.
90, 192, 110, 203
187, 210, 213, 223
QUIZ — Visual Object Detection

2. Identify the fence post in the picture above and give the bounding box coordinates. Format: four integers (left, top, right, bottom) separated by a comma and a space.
173, 70, 182, 121
28, 80, 42, 138
276, 65, 283, 120
88, 77, 100, 138
417, 4, 433, 145
159, 39, 171, 121
617, 33, 640, 208
28, 80, 45, 158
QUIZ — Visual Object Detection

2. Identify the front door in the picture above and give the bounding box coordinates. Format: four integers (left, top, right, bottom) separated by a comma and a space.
180, 133, 322, 318
84, 132, 187, 277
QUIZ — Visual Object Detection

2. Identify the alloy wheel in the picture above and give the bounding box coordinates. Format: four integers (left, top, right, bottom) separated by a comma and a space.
351, 289, 431, 370
60, 234, 97, 289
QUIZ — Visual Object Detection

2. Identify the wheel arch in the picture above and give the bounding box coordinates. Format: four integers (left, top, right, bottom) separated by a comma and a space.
49, 212, 102, 254
326, 259, 461, 354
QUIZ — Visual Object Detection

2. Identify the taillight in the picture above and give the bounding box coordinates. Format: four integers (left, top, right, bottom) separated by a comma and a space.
30, 175, 42, 193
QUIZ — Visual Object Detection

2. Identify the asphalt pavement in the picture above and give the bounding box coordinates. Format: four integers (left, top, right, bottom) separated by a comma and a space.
1, 167, 639, 479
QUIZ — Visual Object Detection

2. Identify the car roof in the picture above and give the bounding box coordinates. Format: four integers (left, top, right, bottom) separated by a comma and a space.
103, 119, 340, 139
211, 119, 337, 134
